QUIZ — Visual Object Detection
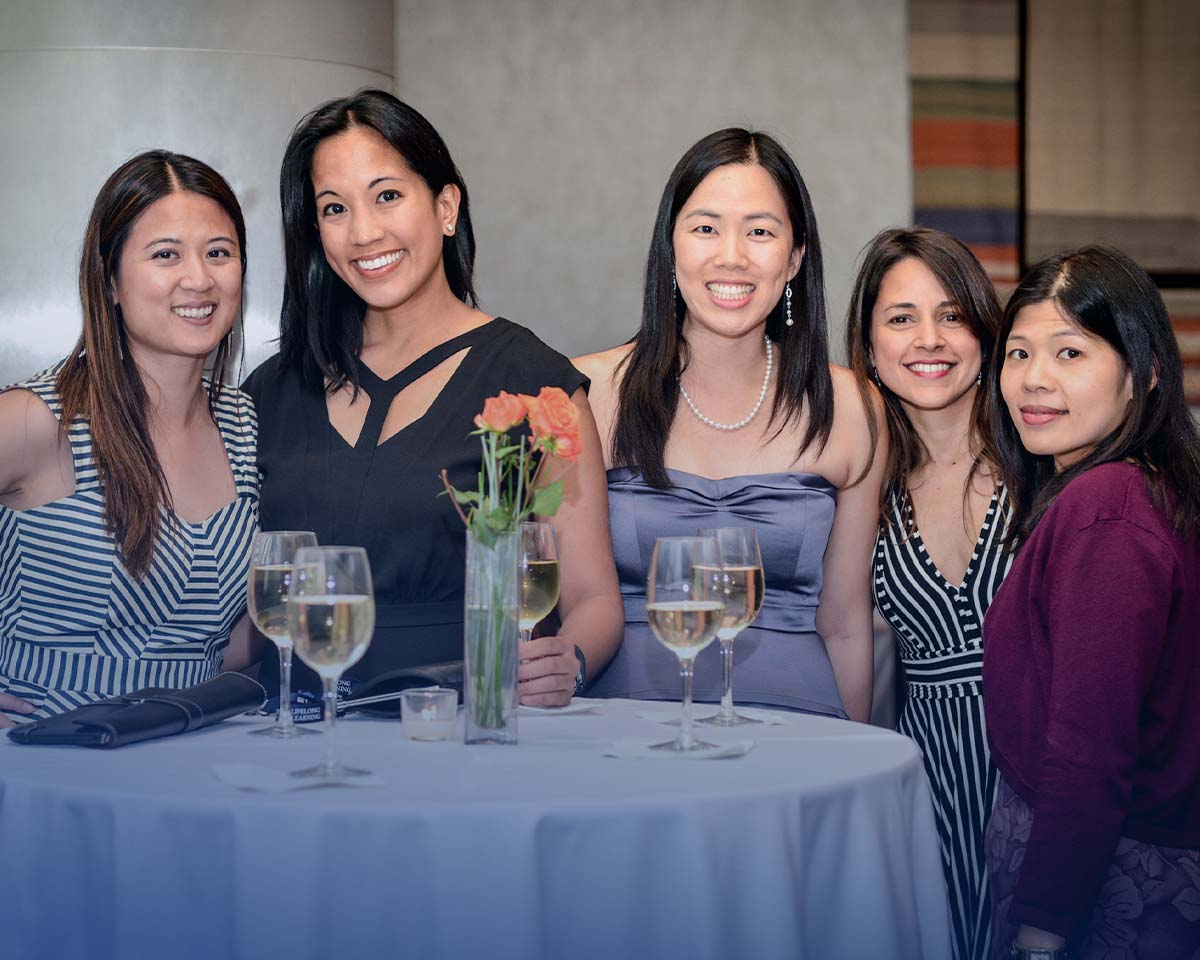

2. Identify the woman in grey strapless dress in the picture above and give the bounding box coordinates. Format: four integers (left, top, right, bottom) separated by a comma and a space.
574, 128, 885, 721
593, 469, 845, 715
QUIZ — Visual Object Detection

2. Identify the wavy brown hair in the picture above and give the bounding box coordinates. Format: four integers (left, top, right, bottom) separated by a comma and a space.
56, 150, 246, 578
844, 227, 1002, 532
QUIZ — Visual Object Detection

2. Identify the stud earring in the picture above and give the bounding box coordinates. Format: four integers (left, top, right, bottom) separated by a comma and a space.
785, 282, 793, 327
444, 223, 454, 235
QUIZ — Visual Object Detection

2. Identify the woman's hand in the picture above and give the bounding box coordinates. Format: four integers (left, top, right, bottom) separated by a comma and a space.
0, 691, 36, 728
518, 636, 579, 707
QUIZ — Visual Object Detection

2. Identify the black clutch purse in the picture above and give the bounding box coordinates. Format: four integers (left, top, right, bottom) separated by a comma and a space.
339, 661, 464, 718
6, 673, 266, 748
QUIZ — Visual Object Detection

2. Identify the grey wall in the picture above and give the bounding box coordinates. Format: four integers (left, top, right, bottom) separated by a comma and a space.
395, 0, 911, 361
0, 0, 393, 386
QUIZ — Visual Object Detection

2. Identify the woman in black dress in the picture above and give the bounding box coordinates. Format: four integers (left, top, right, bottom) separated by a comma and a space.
244, 90, 622, 706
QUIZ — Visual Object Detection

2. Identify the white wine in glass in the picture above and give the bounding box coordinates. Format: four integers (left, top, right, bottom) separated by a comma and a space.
646, 536, 725, 752
246, 530, 318, 738
518, 521, 560, 643
697, 527, 765, 727
288, 546, 375, 779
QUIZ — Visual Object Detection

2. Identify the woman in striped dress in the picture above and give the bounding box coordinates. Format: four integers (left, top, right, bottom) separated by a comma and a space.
0, 151, 259, 726
845, 228, 1012, 960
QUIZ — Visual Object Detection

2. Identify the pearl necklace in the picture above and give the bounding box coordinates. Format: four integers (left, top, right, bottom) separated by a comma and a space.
677, 336, 773, 431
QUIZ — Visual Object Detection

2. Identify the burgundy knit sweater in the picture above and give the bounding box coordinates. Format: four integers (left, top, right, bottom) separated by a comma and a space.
982, 461, 1200, 936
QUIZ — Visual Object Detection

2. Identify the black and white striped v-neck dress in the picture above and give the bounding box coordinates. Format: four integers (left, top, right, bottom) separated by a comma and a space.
0, 365, 259, 722
874, 483, 1013, 960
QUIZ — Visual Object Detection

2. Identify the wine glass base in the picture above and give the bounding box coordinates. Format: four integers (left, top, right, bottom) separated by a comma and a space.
290, 762, 372, 779
649, 737, 719, 752
696, 711, 764, 727
248, 723, 319, 738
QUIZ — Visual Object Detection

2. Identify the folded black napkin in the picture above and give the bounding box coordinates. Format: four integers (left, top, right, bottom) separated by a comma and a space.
6, 673, 266, 748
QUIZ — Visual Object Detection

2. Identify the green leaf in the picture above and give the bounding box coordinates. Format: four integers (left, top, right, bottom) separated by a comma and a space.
469, 512, 497, 547
451, 488, 481, 505
530, 480, 564, 517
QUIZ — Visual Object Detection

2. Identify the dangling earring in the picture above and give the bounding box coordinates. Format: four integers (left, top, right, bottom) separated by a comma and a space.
872, 367, 882, 386
785, 282, 794, 327
976, 368, 983, 386
671, 272, 677, 293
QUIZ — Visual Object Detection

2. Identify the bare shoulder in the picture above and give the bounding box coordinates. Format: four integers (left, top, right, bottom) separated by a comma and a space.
573, 343, 632, 388
826, 363, 883, 484
0, 388, 68, 497
572, 343, 633, 462
829, 363, 878, 429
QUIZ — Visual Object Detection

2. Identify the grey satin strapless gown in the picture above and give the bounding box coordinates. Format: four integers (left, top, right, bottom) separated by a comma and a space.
590, 467, 847, 718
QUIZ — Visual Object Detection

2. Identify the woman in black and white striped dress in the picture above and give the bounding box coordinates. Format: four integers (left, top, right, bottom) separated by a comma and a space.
846, 228, 1013, 960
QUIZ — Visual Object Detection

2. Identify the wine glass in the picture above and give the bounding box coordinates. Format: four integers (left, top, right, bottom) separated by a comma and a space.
696, 527, 765, 727
646, 536, 725, 752
287, 546, 375, 779
246, 530, 319, 738
518, 521, 560, 644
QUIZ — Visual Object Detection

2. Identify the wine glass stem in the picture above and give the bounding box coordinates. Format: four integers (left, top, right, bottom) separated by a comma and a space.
276, 644, 295, 733
719, 637, 736, 722
321, 676, 338, 776
679, 657, 696, 750
520, 627, 533, 645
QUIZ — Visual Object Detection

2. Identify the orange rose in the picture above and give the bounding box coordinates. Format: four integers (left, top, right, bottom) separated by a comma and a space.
474, 391, 527, 433
525, 386, 582, 462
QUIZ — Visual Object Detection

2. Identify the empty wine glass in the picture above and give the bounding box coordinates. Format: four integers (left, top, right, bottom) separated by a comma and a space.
696, 527, 765, 727
646, 536, 725, 752
246, 530, 319, 738
518, 521, 560, 644
288, 546, 375, 779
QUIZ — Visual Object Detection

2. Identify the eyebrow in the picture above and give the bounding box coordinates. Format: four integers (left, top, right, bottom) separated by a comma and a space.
682, 209, 785, 224
884, 300, 956, 311
1006, 329, 1085, 342
314, 175, 405, 202
144, 236, 237, 248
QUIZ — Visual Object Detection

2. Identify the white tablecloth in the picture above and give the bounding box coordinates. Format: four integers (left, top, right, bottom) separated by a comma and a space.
0, 699, 952, 960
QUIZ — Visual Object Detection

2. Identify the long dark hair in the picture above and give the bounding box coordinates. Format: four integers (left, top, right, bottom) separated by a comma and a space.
277, 88, 477, 391
844, 227, 1002, 530
992, 245, 1200, 543
611, 128, 830, 488
57, 150, 247, 579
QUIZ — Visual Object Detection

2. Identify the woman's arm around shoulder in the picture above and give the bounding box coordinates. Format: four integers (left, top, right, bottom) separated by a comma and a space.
814, 365, 888, 723
571, 344, 632, 469
517, 386, 624, 706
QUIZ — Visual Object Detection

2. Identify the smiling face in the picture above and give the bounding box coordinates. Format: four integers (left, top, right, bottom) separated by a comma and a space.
111, 190, 241, 365
869, 257, 983, 415
671, 162, 801, 339
1000, 299, 1133, 470
311, 124, 458, 314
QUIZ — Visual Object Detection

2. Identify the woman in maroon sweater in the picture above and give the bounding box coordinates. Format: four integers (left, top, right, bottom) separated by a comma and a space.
982, 246, 1200, 960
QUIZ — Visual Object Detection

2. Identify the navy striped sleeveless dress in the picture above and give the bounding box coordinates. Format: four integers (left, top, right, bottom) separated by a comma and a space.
0, 365, 259, 721
874, 483, 1013, 960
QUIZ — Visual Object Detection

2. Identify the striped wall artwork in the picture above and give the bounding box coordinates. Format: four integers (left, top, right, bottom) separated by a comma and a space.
910, 0, 1020, 295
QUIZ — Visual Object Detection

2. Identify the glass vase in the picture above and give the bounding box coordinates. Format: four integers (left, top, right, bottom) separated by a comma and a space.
463, 531, 520, 745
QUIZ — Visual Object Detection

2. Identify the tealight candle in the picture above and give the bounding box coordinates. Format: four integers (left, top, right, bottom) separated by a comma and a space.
400, 687, 458, 741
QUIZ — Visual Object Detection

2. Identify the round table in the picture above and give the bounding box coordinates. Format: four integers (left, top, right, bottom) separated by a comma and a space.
0, 699, 952, 960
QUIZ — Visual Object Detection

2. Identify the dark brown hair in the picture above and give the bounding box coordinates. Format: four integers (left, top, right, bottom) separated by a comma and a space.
612, 128, 831, 488
992, 245, 1200, 544
56, 150, 247, 578
844, 227, 1002, 531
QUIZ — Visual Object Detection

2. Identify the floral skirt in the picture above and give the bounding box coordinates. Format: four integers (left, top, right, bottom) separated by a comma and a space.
985, 777, 1200, 960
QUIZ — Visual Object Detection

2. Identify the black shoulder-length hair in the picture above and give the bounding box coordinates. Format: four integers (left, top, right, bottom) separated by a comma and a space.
610, 127, 831, 489
844, 227, 1002, 531
991, 244, 1200, 544
277, 88, 477, 391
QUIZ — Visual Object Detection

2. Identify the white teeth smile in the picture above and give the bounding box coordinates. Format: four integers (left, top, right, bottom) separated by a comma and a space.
355, 251, 402, 271
172, 305, 214, 319
707, 282, 755, 300
908, 362, 952, 373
